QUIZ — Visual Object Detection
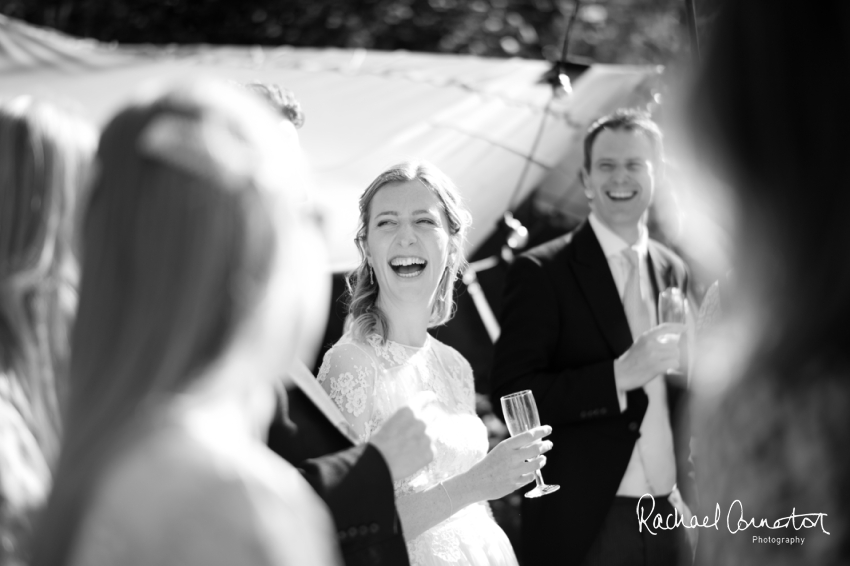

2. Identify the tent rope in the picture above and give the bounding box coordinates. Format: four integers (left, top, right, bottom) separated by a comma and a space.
506, 0, 582, 211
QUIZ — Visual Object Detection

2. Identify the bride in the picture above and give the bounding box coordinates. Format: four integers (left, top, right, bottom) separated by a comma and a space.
319, 161, 552, 566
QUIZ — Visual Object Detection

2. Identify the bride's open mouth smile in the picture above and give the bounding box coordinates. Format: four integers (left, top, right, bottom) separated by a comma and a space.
389, 256, 427, 278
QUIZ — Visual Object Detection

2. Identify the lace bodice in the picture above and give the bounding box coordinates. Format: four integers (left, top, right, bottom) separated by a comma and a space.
319, 332, 518, 566
318, 333, 486, 498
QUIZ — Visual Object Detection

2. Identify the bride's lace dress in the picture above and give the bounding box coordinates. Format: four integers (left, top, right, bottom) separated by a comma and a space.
318, 332, 519, 566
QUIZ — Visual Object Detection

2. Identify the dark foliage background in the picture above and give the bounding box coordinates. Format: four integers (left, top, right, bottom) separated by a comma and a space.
1, 0, 722, 66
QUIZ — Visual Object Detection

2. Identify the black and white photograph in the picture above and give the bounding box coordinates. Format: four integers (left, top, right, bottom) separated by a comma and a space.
1, 1, 845, 565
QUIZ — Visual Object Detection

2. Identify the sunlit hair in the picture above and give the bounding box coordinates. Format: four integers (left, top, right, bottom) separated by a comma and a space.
32, 80, 292, 566
347, 161, 471, 343
242, 82, 305, 129
582, 108, 664, 172
0, 96, 96, 465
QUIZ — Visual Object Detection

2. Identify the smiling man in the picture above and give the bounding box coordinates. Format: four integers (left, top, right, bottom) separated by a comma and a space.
492, 110, 696, 566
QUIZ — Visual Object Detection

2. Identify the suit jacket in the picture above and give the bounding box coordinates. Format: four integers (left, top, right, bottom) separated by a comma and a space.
491, 220, 695, 566
267, 387, 410, 566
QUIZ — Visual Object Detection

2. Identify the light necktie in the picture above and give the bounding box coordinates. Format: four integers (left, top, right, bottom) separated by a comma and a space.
622, 248, 676, 495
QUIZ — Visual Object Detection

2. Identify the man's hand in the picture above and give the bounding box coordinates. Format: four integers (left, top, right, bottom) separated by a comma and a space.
369, 407, 434, 481
614, 323, 684, 392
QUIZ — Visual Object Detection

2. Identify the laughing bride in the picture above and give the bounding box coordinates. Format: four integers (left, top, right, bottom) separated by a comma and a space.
318, 161, 552, 566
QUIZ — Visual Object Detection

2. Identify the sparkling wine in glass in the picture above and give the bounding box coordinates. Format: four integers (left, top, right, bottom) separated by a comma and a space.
500, 390, 559, 498
657, 287, 688, 378
658, 287, 687, 326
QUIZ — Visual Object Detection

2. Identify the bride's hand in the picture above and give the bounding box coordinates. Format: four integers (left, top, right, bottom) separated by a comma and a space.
462, 425, 553, 502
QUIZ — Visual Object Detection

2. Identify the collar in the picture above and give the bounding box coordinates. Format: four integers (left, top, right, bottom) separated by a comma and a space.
588, 213, 648, 259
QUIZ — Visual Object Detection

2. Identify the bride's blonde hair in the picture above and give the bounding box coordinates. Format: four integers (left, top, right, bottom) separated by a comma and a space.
347, 161, 471, 344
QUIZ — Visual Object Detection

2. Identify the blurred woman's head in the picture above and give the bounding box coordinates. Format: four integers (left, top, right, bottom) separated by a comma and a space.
0, 96, 95, 460
0, 96, 94, 283
34, 79, 328, 566
348, 161, 471, 342
692, 0, 850, 367
689, 6, 850, 565
70, 81, 298, 420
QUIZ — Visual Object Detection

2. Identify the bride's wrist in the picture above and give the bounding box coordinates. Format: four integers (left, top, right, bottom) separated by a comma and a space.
442, 472, 478, 513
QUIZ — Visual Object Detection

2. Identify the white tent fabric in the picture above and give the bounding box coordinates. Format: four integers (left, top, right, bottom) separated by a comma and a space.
533, 65, 665, 221
1, 15, 662, 270
0, 14, 134, 72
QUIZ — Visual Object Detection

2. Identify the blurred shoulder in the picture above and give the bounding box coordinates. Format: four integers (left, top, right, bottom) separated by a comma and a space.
74, 425, 340, 566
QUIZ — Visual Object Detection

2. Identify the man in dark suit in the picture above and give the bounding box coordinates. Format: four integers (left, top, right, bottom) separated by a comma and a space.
268, 383, 430, 566
246, 82, 433, 566
492, 110, 695, 566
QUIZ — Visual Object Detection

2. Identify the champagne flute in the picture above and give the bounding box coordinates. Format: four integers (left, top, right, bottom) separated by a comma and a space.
657, 287, 688, 378
500, 390, 559, 498
658, 287, 687, 326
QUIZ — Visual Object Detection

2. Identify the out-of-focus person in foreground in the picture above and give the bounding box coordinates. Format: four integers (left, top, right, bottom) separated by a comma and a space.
690, 1, 850, 564
0, 96, 95, 565
31, 80, 341, 566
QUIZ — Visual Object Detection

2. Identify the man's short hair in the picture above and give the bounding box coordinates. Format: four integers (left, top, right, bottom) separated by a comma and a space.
242, 82, 305, 129
582, 109, 663, 172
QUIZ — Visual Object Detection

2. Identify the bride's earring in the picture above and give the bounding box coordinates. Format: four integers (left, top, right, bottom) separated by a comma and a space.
369, 265, 374, 285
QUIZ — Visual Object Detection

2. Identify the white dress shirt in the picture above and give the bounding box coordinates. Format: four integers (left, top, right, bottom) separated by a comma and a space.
587, 213, 677, 497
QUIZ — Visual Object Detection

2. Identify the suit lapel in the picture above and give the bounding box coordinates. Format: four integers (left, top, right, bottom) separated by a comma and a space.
569, 221, 634, 357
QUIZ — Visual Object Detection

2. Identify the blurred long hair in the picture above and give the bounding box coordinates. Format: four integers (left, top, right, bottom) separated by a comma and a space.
347, 161, 471, 343
691, 0, 850, 374
0, 96, 95, 465
32, 81, 287, 566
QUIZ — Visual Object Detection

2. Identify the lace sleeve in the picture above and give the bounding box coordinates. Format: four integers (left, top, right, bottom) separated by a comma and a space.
444, 346, 476, 414
459, 356, 476, 412
317, 343, 380, 443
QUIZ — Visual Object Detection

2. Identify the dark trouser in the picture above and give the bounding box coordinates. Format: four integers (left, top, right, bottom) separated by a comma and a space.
580, 496, 689, 566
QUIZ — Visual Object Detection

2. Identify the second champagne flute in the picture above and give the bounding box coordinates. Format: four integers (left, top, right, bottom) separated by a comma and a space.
657, 287, 688, 379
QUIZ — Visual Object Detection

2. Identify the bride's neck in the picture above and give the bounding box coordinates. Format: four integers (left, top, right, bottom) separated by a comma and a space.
378, 296, 430, 347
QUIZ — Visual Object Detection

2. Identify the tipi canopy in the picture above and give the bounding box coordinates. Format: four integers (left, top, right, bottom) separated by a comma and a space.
1, 14, 662, 270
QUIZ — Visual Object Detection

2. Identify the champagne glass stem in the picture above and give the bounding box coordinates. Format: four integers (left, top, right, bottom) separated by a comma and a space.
534, 470, 546, 488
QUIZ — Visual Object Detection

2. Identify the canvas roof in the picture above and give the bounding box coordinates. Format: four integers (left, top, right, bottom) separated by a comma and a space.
1, 14, 662, 270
